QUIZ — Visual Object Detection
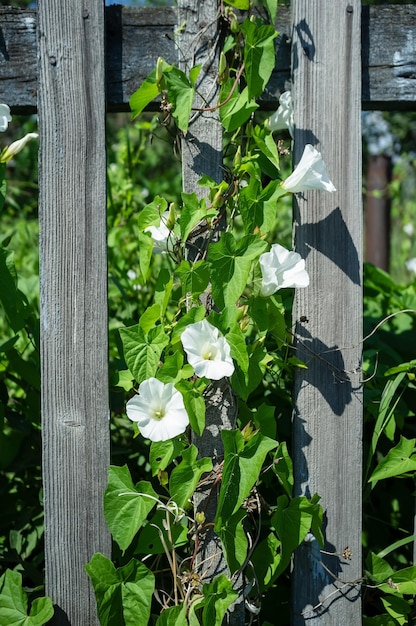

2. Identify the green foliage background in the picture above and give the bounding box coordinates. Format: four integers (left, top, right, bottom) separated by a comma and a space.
0, 1, 416, 624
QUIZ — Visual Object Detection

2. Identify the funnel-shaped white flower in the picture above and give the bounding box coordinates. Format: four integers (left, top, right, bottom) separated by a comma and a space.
145, 210, 176, 253
260, 244, 309, 296
406, 258, 416, 274
0, 132, 38, 163
267, 91, 294, 138
126, 378, 189, 442
0, 104, 12, 132
181, 319, 234, 380
281, 144, 336, 193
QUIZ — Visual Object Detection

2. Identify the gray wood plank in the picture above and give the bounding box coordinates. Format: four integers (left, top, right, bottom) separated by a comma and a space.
291, 1, 363, 624
37, 0, 110, 623
177, 1, 244, 623
2, 5, 416, 112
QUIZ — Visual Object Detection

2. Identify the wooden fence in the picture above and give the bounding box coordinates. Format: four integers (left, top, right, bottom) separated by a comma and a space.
1, 1, 416, 624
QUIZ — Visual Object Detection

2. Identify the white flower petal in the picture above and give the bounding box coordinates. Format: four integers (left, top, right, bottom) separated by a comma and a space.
181, 319, 234, 380
144, 210, 176, 254
126, 377, 189, 442
0, 103, 12, 132
267, 91, 294, 138
405, 258, 416, 274
0, 132, 38, 163
281, 144, 336, 193
260, 243, 309, 296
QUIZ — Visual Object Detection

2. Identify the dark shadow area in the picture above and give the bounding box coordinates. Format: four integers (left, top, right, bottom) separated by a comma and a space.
292, 18, 316, 74
295, 206, 361, 286
294, 324, 353, 416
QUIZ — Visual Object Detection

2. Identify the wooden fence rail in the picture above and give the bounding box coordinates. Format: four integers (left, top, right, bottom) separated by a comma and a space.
1, 5, 416, 113
0, 2, 415, 625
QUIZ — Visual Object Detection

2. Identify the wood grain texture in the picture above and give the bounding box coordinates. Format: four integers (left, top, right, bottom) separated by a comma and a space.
177, 2, 244, 623
291, 1, 363, 624
38, 0, 110, 623
2, 5, 416, 112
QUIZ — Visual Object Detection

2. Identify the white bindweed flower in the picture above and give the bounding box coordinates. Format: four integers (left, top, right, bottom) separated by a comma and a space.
0, 104, 12, 132
267, 91, 294, 138
281, 144, 336, 193
0, 132, 38, 163
260, 243, 309, 296
126, 378, 189, 442
181, 319, 234, 380
403, 223, 414, 237
405, 258, 416, 274
144, 211, 177, 254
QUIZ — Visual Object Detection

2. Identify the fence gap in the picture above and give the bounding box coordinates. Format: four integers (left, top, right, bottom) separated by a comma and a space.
38, 0, 110, 623
291, 1, 363, 623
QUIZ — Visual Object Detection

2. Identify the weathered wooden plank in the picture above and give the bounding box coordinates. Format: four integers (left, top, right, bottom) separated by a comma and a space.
291, 1, 363, 625
38, 0, 110, 623
177, 2, 244, 623
1, 5, 416, 112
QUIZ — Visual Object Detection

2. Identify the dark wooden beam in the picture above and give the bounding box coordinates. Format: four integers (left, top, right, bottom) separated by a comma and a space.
1, 4, 415, 112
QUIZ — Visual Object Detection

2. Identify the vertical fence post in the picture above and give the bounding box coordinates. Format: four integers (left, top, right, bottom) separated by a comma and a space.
291, 1, 363, 624
38, 0, 110, 623
177, 2, 244, 623
365, 154, 392, 271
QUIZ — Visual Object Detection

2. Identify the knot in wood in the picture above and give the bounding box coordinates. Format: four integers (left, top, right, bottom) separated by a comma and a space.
346, 5, 353, 13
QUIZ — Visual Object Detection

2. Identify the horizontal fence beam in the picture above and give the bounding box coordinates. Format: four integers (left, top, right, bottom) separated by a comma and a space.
1, 4, 416, 113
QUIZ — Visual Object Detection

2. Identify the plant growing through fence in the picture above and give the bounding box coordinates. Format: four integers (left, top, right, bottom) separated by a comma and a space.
85, 2, 333, 623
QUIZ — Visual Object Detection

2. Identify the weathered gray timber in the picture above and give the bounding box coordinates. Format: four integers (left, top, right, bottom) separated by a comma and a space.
291, 1, 363, 624
1, 5, 416, 112
177, 2, 244, 623
38, 0, 110, 624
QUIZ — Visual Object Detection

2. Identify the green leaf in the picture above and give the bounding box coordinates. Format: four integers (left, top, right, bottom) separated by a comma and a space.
381, 595, 411, 625
219, 82, 258, 132
104, 465, 158, 551
252, 124, 280, 171
365, 551, 395, 584
137, 231, 154, 280
365, 371, 407, 482
135, 509, 188, 555
120, 324, 169, 384
175, 379, 206, 436
176, 260, 210, 297
0, 247, 31, 333
379, 565, 416, 595
216, 430, 278, 530
241, 20, 277, 100
85, 553, 154, 626
156, 352, 184, 384
149, 438, 187, 476
187, 575, 238, 626
250, 532, 282, 592
201, 575, 238, 626
137, 196, 168, 230
208, 307, 249, 374
169, 445, 212, 509
272, 495, 324, 578
164, 66, 195, 132
223, 0, 250, 9
0, 164, 6, 212
171, 306, 206, 345
0, 569, 54, 626
263, 0, 278, 23
155, 603, 188, 626
155, 268, 174, 318
231, 342, 271, 401
218, 509, 248, 574
273, 441, 294, 497
138, 304, 161, 333
368, 436, 416, 484
208, 232, 267, 309
130, 69, 160, 120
